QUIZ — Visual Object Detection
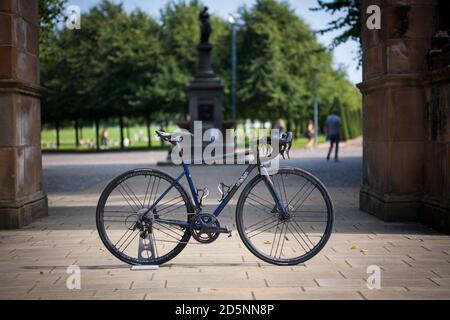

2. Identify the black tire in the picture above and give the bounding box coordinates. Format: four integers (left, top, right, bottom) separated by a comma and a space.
96, 169, 194, 266
236, 168, 334, 266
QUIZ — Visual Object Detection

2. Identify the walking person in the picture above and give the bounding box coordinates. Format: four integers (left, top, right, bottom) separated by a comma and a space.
274, 118, 285, 132
305, 120, 314, 148
100, 129, 109, 150
326, 109, 342, 162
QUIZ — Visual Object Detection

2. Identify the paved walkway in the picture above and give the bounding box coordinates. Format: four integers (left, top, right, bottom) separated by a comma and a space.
1, 139, 450, 300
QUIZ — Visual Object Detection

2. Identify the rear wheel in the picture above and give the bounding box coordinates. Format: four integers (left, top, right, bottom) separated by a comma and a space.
236, 168, 334, 266
96, 169, 194, 265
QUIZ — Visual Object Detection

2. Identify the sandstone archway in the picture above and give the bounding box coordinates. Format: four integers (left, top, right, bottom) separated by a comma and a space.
359, 0, 449, 233
0, 0, 448, 232
0, 1, 47, 228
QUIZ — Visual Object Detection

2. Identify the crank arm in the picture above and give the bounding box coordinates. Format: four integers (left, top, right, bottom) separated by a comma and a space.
204, 226, 231, 234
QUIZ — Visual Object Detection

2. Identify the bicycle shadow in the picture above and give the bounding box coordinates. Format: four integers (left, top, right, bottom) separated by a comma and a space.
20, 261, 290, 271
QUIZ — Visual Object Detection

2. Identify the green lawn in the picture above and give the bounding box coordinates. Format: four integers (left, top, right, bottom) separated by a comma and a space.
41, 125, 176, 151
292, 135, 326, 148
41, 125, 326, 151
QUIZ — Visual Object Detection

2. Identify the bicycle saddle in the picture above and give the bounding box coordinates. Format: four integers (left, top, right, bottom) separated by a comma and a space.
156, 130, 191, 145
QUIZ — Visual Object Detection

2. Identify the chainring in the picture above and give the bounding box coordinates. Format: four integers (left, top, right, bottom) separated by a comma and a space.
190, 213, 221, 244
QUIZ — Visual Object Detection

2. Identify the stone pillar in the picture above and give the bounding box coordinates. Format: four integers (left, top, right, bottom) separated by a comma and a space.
358, 0, 438, 221
187, 43, 225, 134
0, 0, 47, 228
422, 67, 450, 233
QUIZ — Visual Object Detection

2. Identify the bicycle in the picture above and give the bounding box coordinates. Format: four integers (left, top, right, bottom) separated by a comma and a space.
96, 131, 334, 266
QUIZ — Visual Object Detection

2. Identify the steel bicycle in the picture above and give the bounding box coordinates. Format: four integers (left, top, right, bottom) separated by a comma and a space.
96, 131, 334, 266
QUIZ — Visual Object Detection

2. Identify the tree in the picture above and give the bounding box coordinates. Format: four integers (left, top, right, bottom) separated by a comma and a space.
39, 0, 67, 44
238, 1, 327, 124
40, 0, 362, 150
127, 10, 166, 147
311, 0, 361, 64
158, 1, 231, 119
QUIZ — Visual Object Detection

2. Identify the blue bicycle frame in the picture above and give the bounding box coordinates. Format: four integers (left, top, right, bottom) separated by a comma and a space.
142, 160, 289, 228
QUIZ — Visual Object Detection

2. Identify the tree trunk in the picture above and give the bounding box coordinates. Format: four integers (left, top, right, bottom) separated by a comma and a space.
75, 118, 80, 148
146, 114, 152, 148
119, 114, 124, 150
160, 124, 164, 147
286, 119, 292, 133
295, 120, 301, 139
55, 120, 60, 150
95, 118, 100, 151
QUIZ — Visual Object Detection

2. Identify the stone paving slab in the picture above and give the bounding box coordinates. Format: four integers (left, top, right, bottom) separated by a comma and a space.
1, 139, 450, 300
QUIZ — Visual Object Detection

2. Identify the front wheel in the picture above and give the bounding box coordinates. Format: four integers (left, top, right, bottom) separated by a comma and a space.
236, 168, 334, 266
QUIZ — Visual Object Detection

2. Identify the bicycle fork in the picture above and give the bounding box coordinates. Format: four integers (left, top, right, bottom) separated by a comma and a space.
260, 166, 290, 221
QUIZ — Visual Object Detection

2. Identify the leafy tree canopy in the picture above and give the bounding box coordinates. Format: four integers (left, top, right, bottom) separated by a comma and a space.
39, 0, 361, 141
311, 0, 361, 64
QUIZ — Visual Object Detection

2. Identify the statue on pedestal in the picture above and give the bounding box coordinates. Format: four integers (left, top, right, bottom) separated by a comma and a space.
199, 7, 211, 44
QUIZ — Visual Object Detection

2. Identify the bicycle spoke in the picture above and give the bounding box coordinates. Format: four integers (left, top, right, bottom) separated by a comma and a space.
292, 186, 317, 215
246, 217, 278, 235
269, 221, 281, 256
150, 178, 161, 207
115, 229, 139, 250
120, 183, 142, 210
276, 223, 289, 259
142, 175, 153, 209
145, 176, 157, 208
103, 219, 128, 223
291, 218, 327, 223
247, 192, 275, 211
290, 220, 314, 249
157, 197, 185, 216
117, 188, 139, 213
121, 230, 140, 253
247, 220, 279, 238
103, 210, 135, 214
151, 231, 159, 257
245, 199, 274, 216
280, 174, 288, 207
159, 204, 186, 217
294, 220, 318, 247
123, 182, 143, 208
274, 175, 287, 208
272, 223, 285, 258
152, 224, 183, 242
293, 210, 328, 214
154, 221, 184, 238
286, 224, 308, 253
287, 180, 310, 207
157, 196, 183, 211
246, 215, 277, 231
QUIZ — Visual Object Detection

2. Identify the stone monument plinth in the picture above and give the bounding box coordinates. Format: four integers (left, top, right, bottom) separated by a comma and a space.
187, 42, 225, 134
